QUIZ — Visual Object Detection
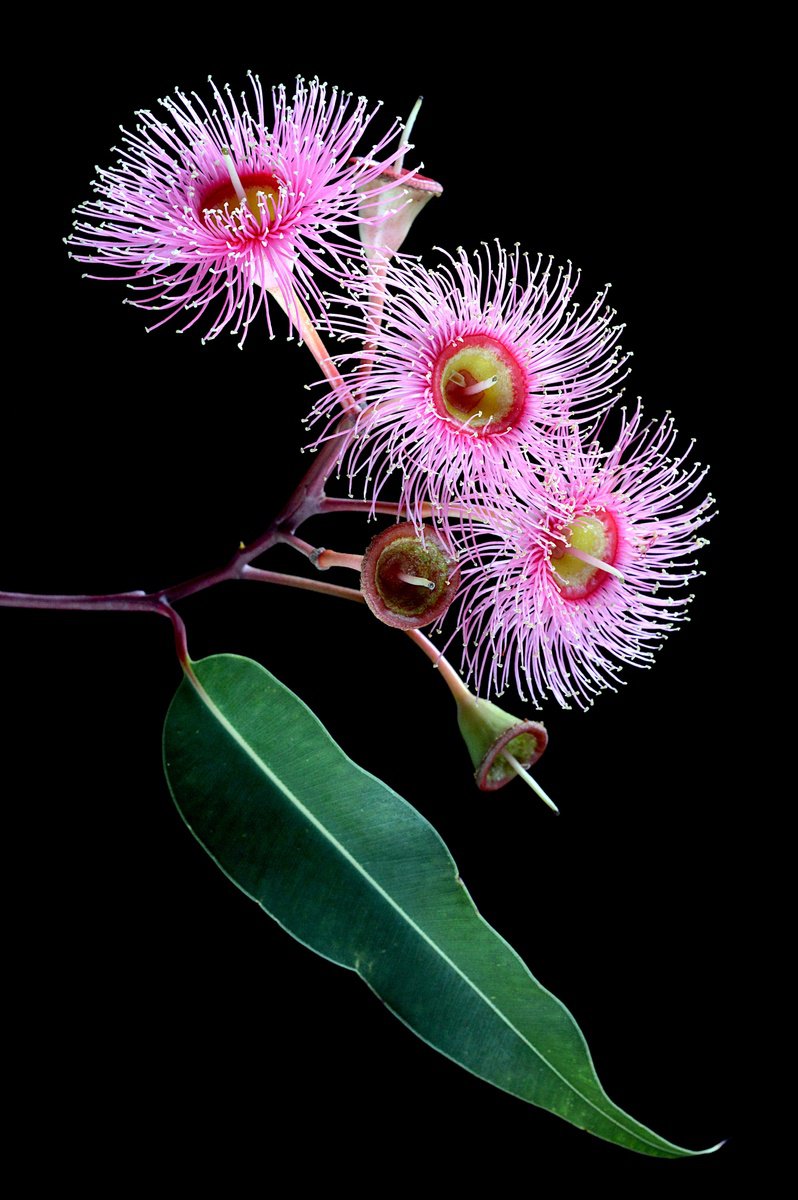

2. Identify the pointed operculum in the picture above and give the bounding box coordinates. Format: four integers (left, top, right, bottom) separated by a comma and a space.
357, 166, 443, 259
360, 524, 459, 630
456, 691, 548, 792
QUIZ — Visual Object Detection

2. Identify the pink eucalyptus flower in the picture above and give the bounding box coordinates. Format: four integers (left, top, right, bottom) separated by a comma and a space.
67, 75, 404, 345
448, 406, 715, 710
310, 243, 628, 526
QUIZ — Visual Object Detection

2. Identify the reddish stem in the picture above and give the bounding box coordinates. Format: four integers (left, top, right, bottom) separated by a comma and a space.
0, 589, 159, 614
163, 603, 200, 683
242, 566, 364, 604
271, 417, 355, 535
279, 532, 362, 575
1, 330, 361, 656
404, 627, 471, 704
355, 258, 389, 400
279, 532, 318, 559
318, 497, 407, 518
315, 549, 363, 573
269, 284, 359, 418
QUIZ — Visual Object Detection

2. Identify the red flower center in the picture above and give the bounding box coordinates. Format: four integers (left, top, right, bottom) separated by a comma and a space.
549, 511, 619, 600
199, 172, 281, 227
431, 334, 528, 434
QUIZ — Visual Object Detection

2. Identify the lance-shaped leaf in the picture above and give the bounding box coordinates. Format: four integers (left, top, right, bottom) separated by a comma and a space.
162, 654, 719, 1158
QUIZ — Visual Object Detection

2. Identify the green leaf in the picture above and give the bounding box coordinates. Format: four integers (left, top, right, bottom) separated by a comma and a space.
162, 654, 719, 1158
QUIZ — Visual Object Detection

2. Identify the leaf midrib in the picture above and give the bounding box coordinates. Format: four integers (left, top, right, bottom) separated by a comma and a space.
187, 667, 678, 1155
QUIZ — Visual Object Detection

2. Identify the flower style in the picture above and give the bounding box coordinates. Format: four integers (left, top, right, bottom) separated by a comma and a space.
448, 406, 715, 710
67, 75, 404, 345
311, 243, 628, 526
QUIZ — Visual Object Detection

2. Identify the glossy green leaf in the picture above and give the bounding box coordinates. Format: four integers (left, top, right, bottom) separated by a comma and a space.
162, 654, 718, 1157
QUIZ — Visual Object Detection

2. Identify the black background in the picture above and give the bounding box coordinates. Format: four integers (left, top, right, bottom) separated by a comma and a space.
5, 21, 752, 1190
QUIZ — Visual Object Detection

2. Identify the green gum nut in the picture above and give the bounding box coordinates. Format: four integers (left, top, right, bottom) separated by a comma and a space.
456, 693, 548, 792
